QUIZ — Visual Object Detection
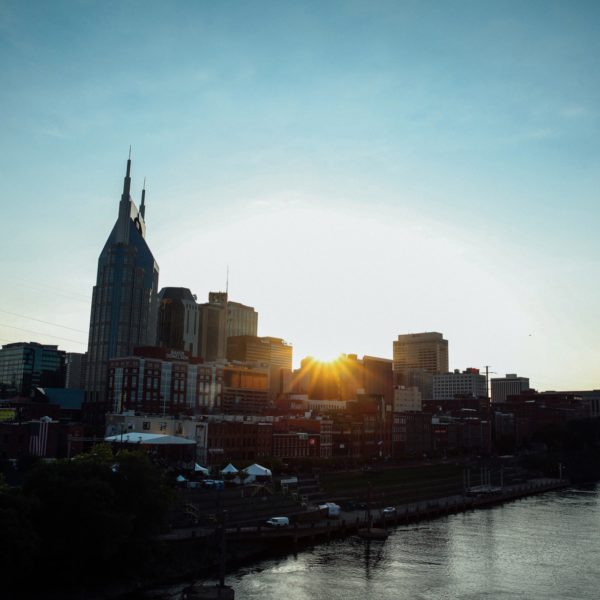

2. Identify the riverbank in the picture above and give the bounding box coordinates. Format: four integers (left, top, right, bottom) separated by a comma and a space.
220, 477, 567, 547
33, 476, 567, 600
207, 483, 600, 600
122, 477, 567, 599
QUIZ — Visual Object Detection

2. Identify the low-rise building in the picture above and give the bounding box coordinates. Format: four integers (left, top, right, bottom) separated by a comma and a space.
392, 411, 432, 457
491, 374, 530, 404
433, 368, 487, 401
394, 386, 422, 412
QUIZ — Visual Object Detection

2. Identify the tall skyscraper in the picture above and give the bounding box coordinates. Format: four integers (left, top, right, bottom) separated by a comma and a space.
393, 332, 449, 375
226, 301, 258, 338
198, 292, 228, 361
196, 292, 259, 362
85, 156, 159, 423
157, 287, 199, 356
393, 332, 448, 401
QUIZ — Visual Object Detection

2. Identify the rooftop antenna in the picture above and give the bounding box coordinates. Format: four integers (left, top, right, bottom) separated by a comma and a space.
226, 265, 229, 296
140, 177, 146, 219
128, 145, 131, 160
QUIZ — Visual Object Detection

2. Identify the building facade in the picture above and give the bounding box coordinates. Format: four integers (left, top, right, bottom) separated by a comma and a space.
226, 335, 293, 398
65, 352, 87, 390
221, 363, 270, 414
394, 386, 423, 412
157, 287, 199, 356
490, 374, 530, 404
85, 157, 159, 423
393, 332, 449, 375
392, 411, 432, 457
108, 347, 222, 415
0, 342, 66, 396
198, 292, 227, 362
108, 346, 271, 418
433, 368, 487, 401
226, 301, 258, 338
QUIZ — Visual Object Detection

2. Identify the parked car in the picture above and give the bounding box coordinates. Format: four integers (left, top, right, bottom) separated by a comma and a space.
266, 517, 289, 527
203, 479, 224, 490
382, 506, 396, 516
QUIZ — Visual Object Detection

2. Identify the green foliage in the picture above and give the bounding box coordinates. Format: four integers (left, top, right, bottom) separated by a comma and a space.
0, 486, 40, 587
1, 446, 174, 590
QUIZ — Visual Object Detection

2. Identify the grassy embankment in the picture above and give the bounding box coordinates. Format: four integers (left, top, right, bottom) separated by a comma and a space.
319, 463, 464, 507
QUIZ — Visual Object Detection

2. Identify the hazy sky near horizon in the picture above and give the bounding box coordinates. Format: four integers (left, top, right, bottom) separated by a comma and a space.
1, 1, 599, 389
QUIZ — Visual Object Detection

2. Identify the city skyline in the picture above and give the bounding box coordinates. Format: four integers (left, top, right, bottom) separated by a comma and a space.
1, 1, 599, 390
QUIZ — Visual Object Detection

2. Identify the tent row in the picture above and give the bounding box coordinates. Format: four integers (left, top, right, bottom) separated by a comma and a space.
176, 463, 272, 484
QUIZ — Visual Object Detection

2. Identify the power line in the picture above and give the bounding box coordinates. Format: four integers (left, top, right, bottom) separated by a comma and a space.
0, 309, 88, 333
6, 276, 91, 303
0, 323, 87, 346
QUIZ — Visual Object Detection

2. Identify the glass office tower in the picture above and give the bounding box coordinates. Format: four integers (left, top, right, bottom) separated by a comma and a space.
85, 156, 159, 425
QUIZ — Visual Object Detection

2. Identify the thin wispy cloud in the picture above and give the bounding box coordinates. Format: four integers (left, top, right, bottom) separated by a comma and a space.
560, 105, 594, 119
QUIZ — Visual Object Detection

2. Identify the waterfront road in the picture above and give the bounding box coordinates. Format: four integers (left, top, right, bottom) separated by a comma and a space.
159, 478, 565, 542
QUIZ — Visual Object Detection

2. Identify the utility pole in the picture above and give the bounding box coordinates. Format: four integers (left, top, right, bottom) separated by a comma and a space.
484, 366, 491, 399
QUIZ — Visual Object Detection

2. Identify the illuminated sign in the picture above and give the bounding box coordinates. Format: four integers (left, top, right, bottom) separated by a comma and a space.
0, 409, 16, 422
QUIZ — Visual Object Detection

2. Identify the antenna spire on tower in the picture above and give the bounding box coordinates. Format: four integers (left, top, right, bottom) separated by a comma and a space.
122, 149, 132, 199
226, 265, 229, 296
140, 177, 146, 219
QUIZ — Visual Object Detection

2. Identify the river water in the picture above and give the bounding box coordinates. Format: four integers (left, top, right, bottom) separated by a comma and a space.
216, 486, 599, 600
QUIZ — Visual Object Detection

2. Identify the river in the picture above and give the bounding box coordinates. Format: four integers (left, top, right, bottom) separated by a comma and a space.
203, 485, 600, 600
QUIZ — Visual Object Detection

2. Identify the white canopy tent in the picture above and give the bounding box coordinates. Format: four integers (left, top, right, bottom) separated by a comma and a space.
194, 463, 210, 475
243, 463, 272, 477
241, 463, 272, 484
220, 463, 239, 474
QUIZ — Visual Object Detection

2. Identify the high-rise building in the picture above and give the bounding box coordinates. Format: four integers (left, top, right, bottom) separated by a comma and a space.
157, 287, 199, 356
0, 342, 66, 396
227, 301, 258, 338
198, 292, 227, 361
490, 374, 530, 403
65, 352, 87, 389
226, 335, 292, 398
433, 368, 487, 401
393, 333, 448, 402
393, 332, 449, 375
198, 292, 260, 362
85, 156, 159, 423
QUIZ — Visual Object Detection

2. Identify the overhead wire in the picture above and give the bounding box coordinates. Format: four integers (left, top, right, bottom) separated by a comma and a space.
0, 309, 88, 333
0, 323, 87, 346
5, 276, 91, 303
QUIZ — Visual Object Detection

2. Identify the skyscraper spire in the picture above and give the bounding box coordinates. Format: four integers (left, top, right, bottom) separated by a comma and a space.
117, 151, 133, 243
140, 177, 146, 219
121, 148, 132, 202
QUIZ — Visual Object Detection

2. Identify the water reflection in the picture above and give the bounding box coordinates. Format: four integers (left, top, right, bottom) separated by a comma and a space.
166, 486, 600, 600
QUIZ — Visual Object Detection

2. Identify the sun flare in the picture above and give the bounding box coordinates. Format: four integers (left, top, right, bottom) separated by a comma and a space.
310, 352, 343, 365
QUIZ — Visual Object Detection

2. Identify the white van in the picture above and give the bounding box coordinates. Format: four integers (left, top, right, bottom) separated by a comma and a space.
266, 516, 289, 527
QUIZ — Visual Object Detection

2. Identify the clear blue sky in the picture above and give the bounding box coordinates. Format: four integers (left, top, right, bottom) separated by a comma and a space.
1, 1, 599, 389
